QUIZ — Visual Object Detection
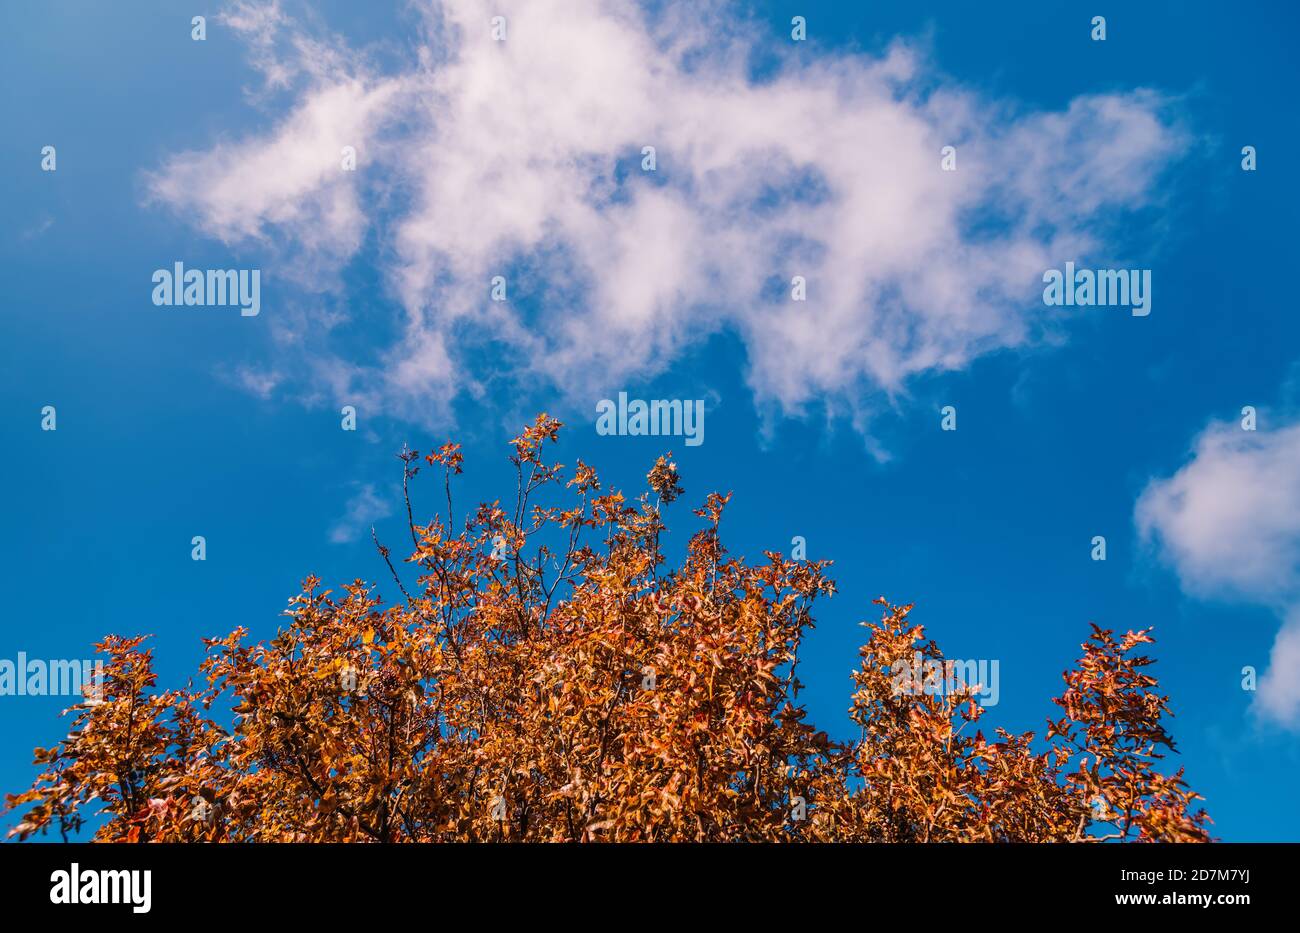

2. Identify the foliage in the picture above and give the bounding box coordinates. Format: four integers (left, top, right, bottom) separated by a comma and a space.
7, 417, 1210, 842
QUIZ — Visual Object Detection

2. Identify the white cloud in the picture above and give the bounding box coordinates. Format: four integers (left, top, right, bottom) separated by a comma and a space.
148, 0, 1188, 430
329, 483, 393, 544
1137, 421, 1300, 603
145, 78, 407, 276
1137, 418, 1300, 727
1259, 608, 1300, 728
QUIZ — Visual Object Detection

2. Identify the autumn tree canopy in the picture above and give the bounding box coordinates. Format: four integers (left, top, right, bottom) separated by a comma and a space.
7, 417, 1210, 842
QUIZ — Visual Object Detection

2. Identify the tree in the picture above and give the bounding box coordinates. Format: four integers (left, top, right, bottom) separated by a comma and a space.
6, 416, 1210, 842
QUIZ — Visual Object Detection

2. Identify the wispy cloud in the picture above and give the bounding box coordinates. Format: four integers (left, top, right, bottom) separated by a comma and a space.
221, 364, 284, 400
20, 216, 55, 241
147, 0, 1188, 436
329, 482, 393, 544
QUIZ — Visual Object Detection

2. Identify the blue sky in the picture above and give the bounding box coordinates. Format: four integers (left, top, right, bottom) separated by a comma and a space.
3, 0, 1299, 841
